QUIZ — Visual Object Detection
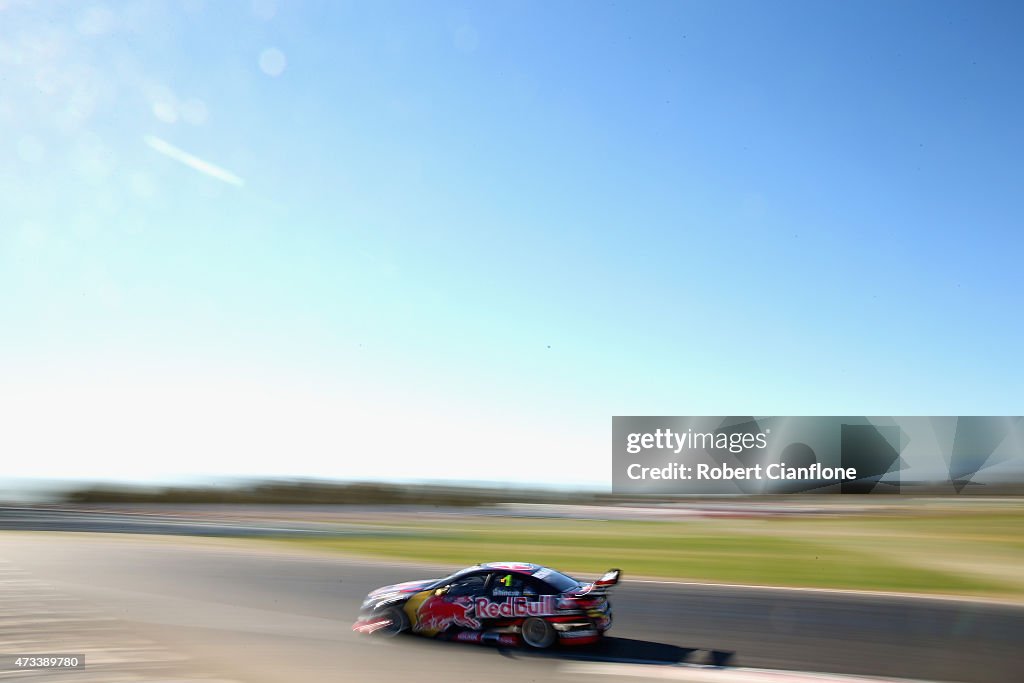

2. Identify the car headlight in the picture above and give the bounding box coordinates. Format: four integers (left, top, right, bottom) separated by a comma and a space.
362, 593, 403, 612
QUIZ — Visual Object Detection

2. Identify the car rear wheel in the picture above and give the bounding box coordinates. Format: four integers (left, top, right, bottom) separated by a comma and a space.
521, 617, 556, 649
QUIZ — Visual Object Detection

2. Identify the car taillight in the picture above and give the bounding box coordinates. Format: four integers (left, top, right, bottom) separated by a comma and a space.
558, 596, 602, 610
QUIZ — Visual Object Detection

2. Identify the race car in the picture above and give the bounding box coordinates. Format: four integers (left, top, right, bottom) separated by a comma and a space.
352, 562, 619, 648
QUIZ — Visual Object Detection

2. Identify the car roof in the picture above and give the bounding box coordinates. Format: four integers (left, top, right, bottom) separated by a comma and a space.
446, 562, 581, 591
479, 561, 544, 574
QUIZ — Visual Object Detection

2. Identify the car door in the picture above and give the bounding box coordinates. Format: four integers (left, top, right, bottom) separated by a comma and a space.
476, 571, 530, 621
405, 572, 489, 635
481, 573, 562, 621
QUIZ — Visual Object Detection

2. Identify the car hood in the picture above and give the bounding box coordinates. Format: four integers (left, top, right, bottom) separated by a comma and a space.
367, 579, 435, 599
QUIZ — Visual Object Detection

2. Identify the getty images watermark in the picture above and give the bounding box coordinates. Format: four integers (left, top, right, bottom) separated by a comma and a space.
612, 416, 1024, 494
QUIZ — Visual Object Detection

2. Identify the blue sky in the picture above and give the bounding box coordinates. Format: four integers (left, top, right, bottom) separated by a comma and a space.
1, 1, 1022, 486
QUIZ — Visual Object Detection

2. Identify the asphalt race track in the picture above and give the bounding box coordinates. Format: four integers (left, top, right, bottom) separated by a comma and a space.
0, 533, 1021, 683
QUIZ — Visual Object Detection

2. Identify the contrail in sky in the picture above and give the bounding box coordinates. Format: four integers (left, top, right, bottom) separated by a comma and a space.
144, 135, 244, 187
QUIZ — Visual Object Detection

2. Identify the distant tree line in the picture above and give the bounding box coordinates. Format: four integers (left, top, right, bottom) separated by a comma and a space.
58, 479, 1023, 506
61, 480, 610, 506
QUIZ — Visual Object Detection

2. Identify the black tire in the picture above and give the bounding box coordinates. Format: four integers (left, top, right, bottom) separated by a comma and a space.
374, 607, 409, 637
521, 617, 557, 649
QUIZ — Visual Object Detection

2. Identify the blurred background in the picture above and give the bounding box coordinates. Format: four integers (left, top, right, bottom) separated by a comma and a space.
1, 1, 1023, 682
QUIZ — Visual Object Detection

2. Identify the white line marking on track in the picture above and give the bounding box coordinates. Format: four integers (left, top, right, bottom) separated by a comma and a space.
560, 662, 947, 683
625, 579, 1022, 607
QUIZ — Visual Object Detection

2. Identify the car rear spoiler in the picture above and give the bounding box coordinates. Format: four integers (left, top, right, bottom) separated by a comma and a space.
573, 568, 621, 596
595, 568, 621, 587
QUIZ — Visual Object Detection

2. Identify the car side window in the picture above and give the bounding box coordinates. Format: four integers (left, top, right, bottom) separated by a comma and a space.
526, 577, 559, 595
490, 572, 528, 598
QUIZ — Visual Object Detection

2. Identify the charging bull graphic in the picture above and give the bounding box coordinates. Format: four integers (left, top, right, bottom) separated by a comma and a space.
413, 595, 481, 632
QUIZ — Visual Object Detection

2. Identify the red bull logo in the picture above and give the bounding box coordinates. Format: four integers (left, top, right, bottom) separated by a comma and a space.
474, 595, 558, 619
415, 595, 482, 632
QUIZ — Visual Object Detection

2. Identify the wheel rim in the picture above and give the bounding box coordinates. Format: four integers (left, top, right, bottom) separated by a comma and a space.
376, 609, 405, 637
522, 617, 554, 648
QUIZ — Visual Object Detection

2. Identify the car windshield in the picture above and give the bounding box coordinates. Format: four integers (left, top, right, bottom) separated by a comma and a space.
430, 566, 483, 588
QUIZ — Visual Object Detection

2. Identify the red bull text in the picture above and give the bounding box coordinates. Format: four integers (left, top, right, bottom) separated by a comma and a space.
474, 595, 558, 619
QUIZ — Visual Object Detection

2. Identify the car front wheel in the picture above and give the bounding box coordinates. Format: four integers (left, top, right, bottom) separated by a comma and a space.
375, 607, 409, 637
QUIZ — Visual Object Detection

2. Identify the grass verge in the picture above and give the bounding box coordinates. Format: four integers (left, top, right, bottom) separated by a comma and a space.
273, 507, 1024, 600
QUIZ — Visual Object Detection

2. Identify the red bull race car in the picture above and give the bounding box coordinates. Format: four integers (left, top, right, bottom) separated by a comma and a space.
352, 562, 619, 649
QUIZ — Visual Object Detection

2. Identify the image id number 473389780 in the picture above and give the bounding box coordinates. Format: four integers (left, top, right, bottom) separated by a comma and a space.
6, 654, 85, 670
